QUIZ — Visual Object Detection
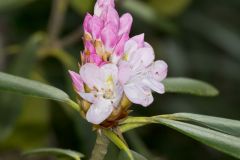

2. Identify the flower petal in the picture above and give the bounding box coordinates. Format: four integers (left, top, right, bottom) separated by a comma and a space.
94, 3, 102, 17
79, 92, 96, 103
132, 33, 145, 48
89, 53, 103, 66
83, 13, 92, 33
101, 64, 118, 83
97, 0, 115, 7
129, 47, 155, 71
101, 7, 120, 29
119, 13, 133, 35
80, 63, 104, 89
113, 83, 124, 108
88, 16, 104, 39
151, 60, 168, 81
86, 98, 113, 124
139, 47, 155, 66
113, 33, 129, 56
124, 83, 153, 107
142, 78, 165, 94
68, 70, 84, 92
85, 41, 96, 54
118, 61, 131, 84
94, 0, 115, 16
124, 39, 138, 59
101, 24, 118, 51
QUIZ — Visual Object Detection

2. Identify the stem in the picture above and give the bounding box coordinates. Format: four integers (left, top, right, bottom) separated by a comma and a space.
48, 0, 69, 43
90, 132, 110, 160
67, 100, 80, 112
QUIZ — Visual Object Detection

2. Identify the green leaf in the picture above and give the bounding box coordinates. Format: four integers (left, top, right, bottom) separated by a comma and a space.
160, 113, 240, 137
163, 78, 219, 96
0, 71, 70, 103
118, 150, 148, 160
23, 148, 84, 160
119, 117, 154, 133
103, 129, 134, 160
120, 123, 148, 133
120, 115, 240, 158
0, 33, 44, 140
154, 118, 240, 159
0, 71, 80, 111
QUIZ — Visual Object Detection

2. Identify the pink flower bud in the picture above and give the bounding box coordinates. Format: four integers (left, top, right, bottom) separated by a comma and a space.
68, 71, 84, 93
85, 41, 96, 54
119, 13, 133, 36
85, 15, 104, 40
83, 13, 92, 33
101, 23, 118, 52
100, 6, 120, 30
89, 53, 103, 66
94, 0, 115, 16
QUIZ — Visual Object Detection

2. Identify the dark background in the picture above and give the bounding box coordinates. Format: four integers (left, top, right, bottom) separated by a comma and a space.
0, 0, 240, 159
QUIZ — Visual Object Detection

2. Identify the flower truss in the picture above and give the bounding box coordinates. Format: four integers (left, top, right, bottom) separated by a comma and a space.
69, 0, 168, 127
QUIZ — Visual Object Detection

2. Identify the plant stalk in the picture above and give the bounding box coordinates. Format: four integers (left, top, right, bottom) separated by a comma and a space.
90, 131, 110, 160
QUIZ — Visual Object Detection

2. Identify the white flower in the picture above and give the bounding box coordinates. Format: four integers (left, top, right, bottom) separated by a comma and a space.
118, 34, 168, 107
78, 63, 123, 124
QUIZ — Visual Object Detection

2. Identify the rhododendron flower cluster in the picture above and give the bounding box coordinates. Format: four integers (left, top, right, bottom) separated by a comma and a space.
69, 0, 168, 126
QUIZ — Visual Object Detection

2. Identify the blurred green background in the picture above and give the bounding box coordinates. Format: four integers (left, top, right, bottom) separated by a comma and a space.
0, 0, 240, 159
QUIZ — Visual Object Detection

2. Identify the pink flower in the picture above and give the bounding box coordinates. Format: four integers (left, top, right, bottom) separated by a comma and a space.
82, 0, 133, 65
118, 34, 168, 106
69, 0, 168, 125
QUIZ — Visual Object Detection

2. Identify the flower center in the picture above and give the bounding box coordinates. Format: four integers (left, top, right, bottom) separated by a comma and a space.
122, 53, 129, 61
103, 89, 114, 99
103, 76, 115, 99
